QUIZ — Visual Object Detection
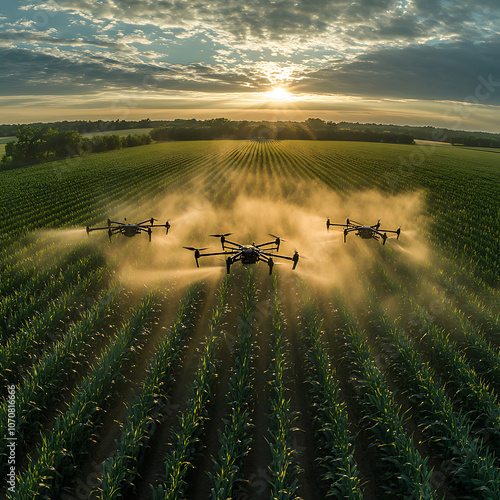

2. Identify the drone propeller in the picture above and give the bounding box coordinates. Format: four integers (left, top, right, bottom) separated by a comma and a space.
210, 233, 232, 250
269, 233, 286, 251
183, 247, 209, 267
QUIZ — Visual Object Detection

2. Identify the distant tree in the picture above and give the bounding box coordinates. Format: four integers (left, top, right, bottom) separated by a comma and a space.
305, 118, 325, 129
45, 129, 82, 157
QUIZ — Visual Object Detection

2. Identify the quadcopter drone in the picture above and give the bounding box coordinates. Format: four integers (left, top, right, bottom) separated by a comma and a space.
184, 233, 299, 274
326, 218, 400, 245
86, 217, 170, 242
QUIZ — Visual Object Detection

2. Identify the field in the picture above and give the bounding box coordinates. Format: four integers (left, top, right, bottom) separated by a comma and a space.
0, 140, 499, 500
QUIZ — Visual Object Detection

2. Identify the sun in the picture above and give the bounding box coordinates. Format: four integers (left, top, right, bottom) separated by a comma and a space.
267, 87, 292, 101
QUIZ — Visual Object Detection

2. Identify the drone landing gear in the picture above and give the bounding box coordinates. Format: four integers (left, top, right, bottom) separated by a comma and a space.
382, 233, 387, 245
148, 227, 152, 242
267, 258, 274, 275
344, 228, 348, 243
226, 257, 232, 274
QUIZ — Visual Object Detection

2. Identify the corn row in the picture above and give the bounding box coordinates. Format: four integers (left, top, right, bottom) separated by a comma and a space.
336, 298, 436, 499
0, 267, 109, 386
0, 241, 61, 296
407, 312, 500, 455
370, 266, 500, 446
374, 261, 500, 394
98, 284, 200, 499
377, 322, 500, 499
0, 252, 105, 337
0, 268, 108, 380
0, 286, 120, 478
267, 276, 300, 500
152, 276, 230, 500
10, 292, 157, 499
209, 271, 257, 499
301, 302, 362, 499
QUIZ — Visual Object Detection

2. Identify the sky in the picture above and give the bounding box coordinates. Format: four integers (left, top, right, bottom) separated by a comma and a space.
1, 0, 500, 132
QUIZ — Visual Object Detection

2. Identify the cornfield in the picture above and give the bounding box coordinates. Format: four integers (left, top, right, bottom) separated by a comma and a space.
1, 139, 499, 499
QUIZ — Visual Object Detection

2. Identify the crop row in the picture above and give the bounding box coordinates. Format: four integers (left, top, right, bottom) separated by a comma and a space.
266, 277, 301, 499
300, 300, 363, 498
374, 317, 500, 499
98, 284, 200, 499
10, 293, 157, 499
0, 286, 121, 478
335, 295, 436, 498
1, 250, 105, 337
152, 276, 231, 499
0, 266, 110, 387
208, 270, 257, 499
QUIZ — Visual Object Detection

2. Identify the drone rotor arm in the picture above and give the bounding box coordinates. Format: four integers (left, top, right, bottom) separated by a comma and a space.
255, 240, 278, 248
137, 218, 154, 226
86, 225, 117, 232
221, 239, 241, 249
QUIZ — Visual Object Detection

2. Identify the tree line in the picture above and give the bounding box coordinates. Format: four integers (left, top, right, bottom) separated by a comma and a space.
149, 118, 415, 143
7, 117, 499, 166
2, 126, 151, 164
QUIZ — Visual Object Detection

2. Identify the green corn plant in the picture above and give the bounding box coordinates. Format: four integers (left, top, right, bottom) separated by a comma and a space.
209, 270, 257, 500
380, 323, 500, 499
266, 276, 301, 500
98, 284, 200, 499
335, 295, 437, 499
0, 267, 110, 387
0, 286, 121, 478
152, 276, 230, 500
10, 292, 157, 499
368, 264, 500, 454
1, 252, 106, 337
301, 300, 363, 500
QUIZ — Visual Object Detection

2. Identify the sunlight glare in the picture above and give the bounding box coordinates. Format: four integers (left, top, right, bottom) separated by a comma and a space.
267, 87, 292, 101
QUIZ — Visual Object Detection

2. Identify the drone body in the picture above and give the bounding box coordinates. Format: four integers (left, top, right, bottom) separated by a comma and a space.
185, 233, 299, 274
327, 218, 400, 245
86, 217, 170, 242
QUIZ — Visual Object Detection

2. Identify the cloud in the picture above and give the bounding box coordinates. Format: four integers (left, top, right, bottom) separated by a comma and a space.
34, 0, 499, 48
0, 47, 253, 96
0, 31, 130, 51
294, 40, 500, 105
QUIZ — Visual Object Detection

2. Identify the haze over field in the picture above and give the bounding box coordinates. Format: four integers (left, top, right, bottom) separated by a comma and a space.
1, 1, 500, 131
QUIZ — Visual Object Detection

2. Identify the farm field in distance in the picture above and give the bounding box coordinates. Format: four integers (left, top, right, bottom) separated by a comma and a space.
0, 139, 499, 499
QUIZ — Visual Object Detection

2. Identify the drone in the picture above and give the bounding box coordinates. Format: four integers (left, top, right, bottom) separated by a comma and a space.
184, 233, 299, 274
326, 218, 400, 245
86, 217, 170, 242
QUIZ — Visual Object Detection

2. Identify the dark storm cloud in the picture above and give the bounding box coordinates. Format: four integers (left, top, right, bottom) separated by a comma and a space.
296, 41, 500, 105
